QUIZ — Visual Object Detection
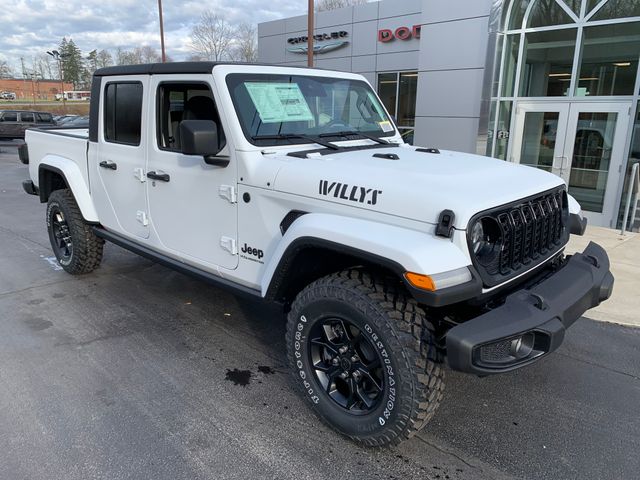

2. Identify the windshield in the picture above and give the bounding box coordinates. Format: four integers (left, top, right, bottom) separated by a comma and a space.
226, 73, 395, 147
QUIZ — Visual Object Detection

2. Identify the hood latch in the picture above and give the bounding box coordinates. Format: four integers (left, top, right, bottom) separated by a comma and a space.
435, 210, 456, 238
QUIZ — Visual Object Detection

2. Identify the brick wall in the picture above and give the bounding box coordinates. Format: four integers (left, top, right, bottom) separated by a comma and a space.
0, 78, 74, 101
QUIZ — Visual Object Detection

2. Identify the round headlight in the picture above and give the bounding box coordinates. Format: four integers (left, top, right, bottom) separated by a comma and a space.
471, 221, 484, 254
470, 217, 502, 266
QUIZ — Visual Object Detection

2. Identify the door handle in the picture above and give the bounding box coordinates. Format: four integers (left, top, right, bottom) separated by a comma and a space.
147, 171, 170, 182
99, 160, 117, 170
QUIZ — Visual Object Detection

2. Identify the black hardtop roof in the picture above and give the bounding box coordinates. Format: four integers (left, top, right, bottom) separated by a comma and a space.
93, 61, 313, 77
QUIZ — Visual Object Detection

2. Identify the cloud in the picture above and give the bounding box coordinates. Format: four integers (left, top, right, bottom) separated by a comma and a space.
0, 0, 306, 72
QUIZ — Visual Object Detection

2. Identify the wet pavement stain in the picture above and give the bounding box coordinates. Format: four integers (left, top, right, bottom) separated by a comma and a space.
26, 299, 44, 305
225, 368, 252, 386
257, 365, 276, 375
24, 317, 53, 331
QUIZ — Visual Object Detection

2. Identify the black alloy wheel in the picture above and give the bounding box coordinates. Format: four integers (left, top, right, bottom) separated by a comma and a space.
45, 189, 104, 274
308, 317, 384, 414
49, 206, 73, 264
286, 269, 445, 447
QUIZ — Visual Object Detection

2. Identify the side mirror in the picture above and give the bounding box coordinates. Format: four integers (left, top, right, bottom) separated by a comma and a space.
179, 120, 229, 167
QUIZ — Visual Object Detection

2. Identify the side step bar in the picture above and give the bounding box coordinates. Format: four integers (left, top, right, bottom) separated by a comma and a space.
93, 227, 262, 299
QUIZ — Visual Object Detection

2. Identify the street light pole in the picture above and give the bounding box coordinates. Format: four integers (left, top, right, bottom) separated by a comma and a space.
307, 0, 314, 67
158, 0, 167, 62
29, 73, 37, 107
47, 50, 67, 114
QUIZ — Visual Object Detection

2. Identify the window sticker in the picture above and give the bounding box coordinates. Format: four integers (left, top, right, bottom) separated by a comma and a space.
378, 120, 394, 132
245, 82, 314, 123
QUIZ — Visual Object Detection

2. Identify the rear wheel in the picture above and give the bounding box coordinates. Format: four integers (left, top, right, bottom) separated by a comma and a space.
286, 269, 445, 446
46, 189, 104, 274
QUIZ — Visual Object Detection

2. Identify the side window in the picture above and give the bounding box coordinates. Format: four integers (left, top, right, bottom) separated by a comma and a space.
20, 112, 35, 123
156, 82, 225, 152
36, 113, 53, 123
2, 112, 17, 122
104, 82, 143, 146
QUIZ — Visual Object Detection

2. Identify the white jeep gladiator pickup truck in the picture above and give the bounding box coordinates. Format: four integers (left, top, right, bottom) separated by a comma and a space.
20, 62, 614, 446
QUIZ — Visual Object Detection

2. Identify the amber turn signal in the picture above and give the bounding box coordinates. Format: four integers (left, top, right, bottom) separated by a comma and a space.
404, 272, 436, 291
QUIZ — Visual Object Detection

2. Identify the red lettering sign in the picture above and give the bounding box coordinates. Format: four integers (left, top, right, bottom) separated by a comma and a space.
378, 29, 393, 42
377, 24, 422, 42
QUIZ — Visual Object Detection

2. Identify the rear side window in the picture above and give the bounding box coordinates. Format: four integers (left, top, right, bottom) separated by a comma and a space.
1, 112, 17, 122
104, 82, 143, 145
20, 112, 35, 123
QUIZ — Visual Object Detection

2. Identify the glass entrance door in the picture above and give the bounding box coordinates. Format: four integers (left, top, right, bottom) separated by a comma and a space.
511, 102, 631, 227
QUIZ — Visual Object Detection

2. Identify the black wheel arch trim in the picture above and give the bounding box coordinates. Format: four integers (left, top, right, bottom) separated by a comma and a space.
37, 165, 99, 224
265, 236, 482, 307
38, 165, 68, 203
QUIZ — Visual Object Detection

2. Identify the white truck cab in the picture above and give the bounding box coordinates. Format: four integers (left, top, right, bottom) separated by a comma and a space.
21, 62, 613, 447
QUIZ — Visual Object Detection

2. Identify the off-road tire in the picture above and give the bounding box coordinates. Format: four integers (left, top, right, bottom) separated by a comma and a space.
46, 188, 104, 274
286, 269, 445, 447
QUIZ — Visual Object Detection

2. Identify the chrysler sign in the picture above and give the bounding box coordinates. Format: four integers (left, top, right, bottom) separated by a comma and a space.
287, 31, 349, 54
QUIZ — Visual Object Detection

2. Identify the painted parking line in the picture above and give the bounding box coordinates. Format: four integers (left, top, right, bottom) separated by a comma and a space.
41, 255, 63, 271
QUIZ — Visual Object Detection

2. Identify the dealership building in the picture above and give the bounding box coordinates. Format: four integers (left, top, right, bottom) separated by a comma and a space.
258, 0, 640, 228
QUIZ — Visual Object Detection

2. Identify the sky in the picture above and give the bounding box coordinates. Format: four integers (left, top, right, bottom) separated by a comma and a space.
0, 0, 307, 74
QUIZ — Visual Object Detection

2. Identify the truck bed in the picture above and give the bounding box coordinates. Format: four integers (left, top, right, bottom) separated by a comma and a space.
25, 127, 90, 190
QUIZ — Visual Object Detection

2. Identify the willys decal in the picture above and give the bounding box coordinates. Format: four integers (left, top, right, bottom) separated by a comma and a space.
318, 180, 382, 206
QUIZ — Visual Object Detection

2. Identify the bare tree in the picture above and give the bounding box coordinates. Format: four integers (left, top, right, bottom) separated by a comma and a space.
115, 47, 138, 66
190, 10, 234, 61
232, 23, 258, 63
0, 59, 13, 78
316, 0, 368, 12
96, 49, 114, 68
32, 54, 54, 80
135, 46, 162, 64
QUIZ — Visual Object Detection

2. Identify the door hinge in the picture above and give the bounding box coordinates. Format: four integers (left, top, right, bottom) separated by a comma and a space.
220, 236, 237, 255
136, 210, 149, 226
219, 185, 237, 204
133, 167, 146, 182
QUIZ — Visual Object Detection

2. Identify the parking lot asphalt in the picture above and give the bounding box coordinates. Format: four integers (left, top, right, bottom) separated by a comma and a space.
1, 149, 638, 480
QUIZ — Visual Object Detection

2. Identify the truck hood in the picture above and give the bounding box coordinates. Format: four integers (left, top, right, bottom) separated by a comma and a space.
272, 145, 565, 228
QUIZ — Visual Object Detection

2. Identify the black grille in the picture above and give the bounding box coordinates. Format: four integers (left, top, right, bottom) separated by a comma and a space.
470, 188, 568, 287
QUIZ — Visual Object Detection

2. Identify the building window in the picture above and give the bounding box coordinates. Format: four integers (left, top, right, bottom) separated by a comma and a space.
520, 28, 577, 97
488, 0, 640, 158
577, 22, 640, 96
377, 71, 418, 144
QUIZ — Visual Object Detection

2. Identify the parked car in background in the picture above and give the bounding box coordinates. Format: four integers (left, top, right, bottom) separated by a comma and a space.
61, 115, 89, 128
0, 91, 17, 100
54, 115, 79, 126
0, 110, 55, 139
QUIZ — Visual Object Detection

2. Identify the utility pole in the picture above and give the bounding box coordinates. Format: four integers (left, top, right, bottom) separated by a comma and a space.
46, 50, 68, 113
158, 0, 167, 62
30, 73, 36, 107
25, 71, 41, 107
20, 57, 27, 100
307, 0, 314, 67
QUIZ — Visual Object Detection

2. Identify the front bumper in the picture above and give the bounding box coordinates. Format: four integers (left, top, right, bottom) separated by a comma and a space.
446, 242, 614, 375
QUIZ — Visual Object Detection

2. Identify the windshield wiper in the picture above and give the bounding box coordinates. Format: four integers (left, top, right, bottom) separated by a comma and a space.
318, 130, 392, 145
252, 133, 340, 150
